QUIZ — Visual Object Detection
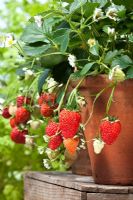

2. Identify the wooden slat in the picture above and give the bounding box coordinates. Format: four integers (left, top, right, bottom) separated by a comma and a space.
24, 177, 86, 200
25, 172, 132, 194
87, 193, 133, 200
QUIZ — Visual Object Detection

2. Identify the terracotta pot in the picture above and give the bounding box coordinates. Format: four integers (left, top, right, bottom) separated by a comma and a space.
71, 75, 133, 185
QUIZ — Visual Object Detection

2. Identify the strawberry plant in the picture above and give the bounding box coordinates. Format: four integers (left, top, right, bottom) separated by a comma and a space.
0, 0, 133, 171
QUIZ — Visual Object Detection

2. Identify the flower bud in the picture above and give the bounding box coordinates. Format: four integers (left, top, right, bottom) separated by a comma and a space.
109, 65, 125, 82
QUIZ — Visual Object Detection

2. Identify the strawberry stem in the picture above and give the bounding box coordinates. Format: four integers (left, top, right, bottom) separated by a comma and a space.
105, 83, 116, 116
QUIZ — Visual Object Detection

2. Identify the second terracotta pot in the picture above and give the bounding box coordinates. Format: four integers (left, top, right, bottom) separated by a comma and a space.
71, 75, 133, 185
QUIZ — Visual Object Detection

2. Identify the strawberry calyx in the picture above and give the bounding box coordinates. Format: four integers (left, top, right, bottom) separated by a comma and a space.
103, 116, 119, 122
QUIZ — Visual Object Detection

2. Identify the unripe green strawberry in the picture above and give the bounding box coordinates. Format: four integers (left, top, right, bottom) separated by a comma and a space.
46, 148, 59, 160
9, 104, 17, 116
28, 120, 42, 130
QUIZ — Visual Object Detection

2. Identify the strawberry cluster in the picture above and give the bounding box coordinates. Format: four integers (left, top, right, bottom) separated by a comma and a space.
45, 109, 81, 155
2, 96, 32, 144
2, 92, 82, 159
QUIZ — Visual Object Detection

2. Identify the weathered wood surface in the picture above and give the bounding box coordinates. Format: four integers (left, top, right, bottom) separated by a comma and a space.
24, 172, 133, 200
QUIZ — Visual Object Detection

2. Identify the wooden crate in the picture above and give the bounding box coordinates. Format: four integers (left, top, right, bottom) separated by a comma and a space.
24, 172, 133, 200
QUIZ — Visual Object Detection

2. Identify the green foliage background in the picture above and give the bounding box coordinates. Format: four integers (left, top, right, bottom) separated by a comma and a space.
0, 1, 50, 199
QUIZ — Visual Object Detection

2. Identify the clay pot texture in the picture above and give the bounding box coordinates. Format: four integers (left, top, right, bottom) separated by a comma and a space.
71, 75, 133, 185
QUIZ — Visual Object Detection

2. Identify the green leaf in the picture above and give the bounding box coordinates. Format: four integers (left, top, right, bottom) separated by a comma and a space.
89, 44, 99, 56
104, 50, 121, 64
21, 23, 46, 43
83, 2, 99, 17
129, 34, 133, 43
126, 67, 133, 79
23, 44, 51, 56
112, 55, 133, 69
42, 17, 63, 34
53, 28, 70, 52
90, 0, 107, 7
80, 62, 95, 75
38, 69, 51, 94
69, 0, 87, 13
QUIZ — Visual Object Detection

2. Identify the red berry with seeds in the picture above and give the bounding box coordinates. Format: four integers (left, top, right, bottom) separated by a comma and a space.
17, 96, 33, 107
41, 103, 53, 117
100, 116, 121, 145
46, 121, 59, 136
10, 117, 18, 128
10, 127, 28, 144
59, 109, 81, 138
38, 93, 56, 106
48, 135, 63, 150
15, 107, 30, 124
2, 107, 11, 119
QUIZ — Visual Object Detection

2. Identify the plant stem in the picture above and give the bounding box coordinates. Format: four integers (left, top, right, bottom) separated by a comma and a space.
84, 83, 114, 127
105, 83, 116, 116
55, 76, 71, 115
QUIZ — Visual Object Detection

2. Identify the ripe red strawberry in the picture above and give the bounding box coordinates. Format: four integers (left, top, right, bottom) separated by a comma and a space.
100, 117, 121, 145
46, 121, 59, 136
16, 96, 33, 107
10, 127, 28, 144
59, 109, 81, 138
40, 103, 53, 117
38, 93, 56, 106
10, 117, 18, 128
63, 137, 80, 155
48, 135, 63, 150
15, 107, 30, 124
2, 107, 11, 119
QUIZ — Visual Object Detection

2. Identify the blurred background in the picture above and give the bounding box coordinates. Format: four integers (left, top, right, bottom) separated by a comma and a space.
0, 1, 49, 199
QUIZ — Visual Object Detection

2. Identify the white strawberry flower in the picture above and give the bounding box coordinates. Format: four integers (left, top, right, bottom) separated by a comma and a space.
38, 146, 45, 155
34, 15, 43, 28
5, 33, 16, 47
87, 38, 96, 47
107, 27, 115, 36
93, 8, 104, 22
43, 159, 51, 169
46, 77, 58, 93
93, 138, 105, 154
68, 54, 76, 68
106, 6, 118, 21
